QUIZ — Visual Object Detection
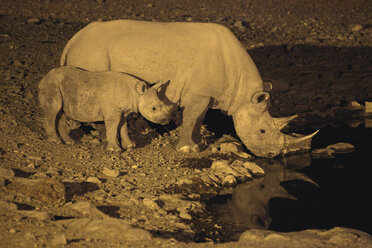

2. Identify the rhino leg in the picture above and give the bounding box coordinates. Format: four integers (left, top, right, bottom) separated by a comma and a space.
57, 113, 75, 145
40, 92, 62, 143
119, 115, 136, 149
177, 96, 211, 152
104, 112, 122, 152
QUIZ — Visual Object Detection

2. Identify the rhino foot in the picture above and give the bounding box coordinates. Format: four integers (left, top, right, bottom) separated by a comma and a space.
177, 144, 200, 153
106, 145, 122, 152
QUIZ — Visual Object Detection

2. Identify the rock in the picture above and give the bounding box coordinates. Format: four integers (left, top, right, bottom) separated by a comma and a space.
242, 161, 265, 177
176, 177, 193, 186
365, 101, 372, 114
327, 142, 355, 154
27, 18, 40, 24
211, 160, 239, 177
5, 178, 65, 204
18, 210, 51, 221
87, 176, 101, 184
57, 218, 152, 242
233, 151, 252, 159
0, 167, 15, 177
50, 233, 67, 246
234, 20, 249, 29
179, 210, 192, 220
143, 198, 160, 210
219, 142, 240, 153
68, 201, 108, 218
102, 167, 119, 177
351, 24, 363, 32
230, 161, 253, 181
0, 200, 18, 211
221, 175, 237, 186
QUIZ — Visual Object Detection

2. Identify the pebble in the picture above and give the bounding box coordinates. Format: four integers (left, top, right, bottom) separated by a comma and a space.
50, 233, 67, 246
9, 228, 16, 233
211, 160, 239, 177
27, 18, 40, 24
219, 142, 240, 153
102, 167, 119, 177
179, 210, 192, 220
365, 101, 372, 114
0, 167, 15, 177
234, 20, 248, 29
351, 24, 363, 32
143, 198, 159, 210
26, 155, 43, 161
87, 176, 102, 184
243, 161, 265, 177
221, 175, 237, 186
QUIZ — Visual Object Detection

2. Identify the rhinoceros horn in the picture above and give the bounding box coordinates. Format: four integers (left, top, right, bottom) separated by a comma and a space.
273, 114, 298, 130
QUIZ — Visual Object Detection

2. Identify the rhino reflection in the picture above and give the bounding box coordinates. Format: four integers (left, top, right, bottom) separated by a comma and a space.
212, 157, 317, 230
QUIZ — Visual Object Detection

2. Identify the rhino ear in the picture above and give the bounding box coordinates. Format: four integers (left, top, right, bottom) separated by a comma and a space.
263, 81, 272, 92
135, 81, 147, 95
251, 91, 270, 105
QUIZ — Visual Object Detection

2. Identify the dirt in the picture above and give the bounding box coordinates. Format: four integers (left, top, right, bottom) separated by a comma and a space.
0, 0, 372, 247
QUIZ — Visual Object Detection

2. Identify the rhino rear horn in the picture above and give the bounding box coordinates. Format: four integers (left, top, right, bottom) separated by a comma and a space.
273, 114, 298, 130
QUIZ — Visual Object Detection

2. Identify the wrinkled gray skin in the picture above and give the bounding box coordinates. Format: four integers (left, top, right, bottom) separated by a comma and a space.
38, 66, 172, 151
214, 159, 318, 229
60, 20, 317, 158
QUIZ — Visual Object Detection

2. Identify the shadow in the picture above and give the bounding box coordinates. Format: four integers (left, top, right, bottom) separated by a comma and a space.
12, 168, 35, 178
96, 205, 121, 218
63, 181, 99, 202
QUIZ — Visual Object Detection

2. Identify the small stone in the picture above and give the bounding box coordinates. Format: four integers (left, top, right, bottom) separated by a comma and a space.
177, 177, 193, 185
234, 20, 248, 29
18, 210, 50, 221
348, 101, 364, 111
143, 198, 159, 210
211, 160, 239, 176
242, 161, 265, 177
221, 175, 237, 186
50, 233, 67, 246
219, 142, 240, 153
13, 60, 24, 67
26, 155, 43, 161
0, 167, 15, 177
211, 146, 218, 153
87, 176, 101, 184
179, 210, 192, 220
186, 17, 193, 22
9, 228, 16, 233
327, 142, 355, 154
365, 101, 372, 114
27, 18, 40, 24
0, 34, 9, 38
102, 167, 119, 177
351, 24, 363, 32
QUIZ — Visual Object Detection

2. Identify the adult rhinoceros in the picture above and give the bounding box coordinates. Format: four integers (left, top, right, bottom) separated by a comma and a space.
60, 19, 317, 158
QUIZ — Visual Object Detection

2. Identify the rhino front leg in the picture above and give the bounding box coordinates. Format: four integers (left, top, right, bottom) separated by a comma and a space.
104, 112, 122, 152
44, 111, 60, 143
57, 112, 75, 145
119, 115, 136, 149
177, 96, 211, 153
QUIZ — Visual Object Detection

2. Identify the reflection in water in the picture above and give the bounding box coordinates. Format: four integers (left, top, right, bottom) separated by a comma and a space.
211, 153, 317, 230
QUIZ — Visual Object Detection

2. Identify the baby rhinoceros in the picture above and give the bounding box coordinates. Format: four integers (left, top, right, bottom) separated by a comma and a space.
38, 66, 172, 151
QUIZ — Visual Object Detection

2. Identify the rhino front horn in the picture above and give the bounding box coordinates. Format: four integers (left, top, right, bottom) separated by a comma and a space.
282, 130, 319, 155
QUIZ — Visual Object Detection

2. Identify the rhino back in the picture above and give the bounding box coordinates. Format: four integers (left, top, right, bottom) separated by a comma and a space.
64, 20, 263, 113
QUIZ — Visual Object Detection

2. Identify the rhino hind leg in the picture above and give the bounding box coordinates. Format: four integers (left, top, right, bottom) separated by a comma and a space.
40, 91, 62, 143
177, 96, 211, 153
57, 112, 75, 145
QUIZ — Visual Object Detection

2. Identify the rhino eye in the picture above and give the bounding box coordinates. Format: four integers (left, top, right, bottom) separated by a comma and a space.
152, 107, 157, 111
260, 129, 265, 134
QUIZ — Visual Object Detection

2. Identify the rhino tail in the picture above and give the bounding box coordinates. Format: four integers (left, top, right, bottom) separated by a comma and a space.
60, 23, 92, 66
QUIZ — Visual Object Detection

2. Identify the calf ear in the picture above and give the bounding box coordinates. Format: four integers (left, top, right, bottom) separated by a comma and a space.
263, 81, 272, 92
135, 81, 147, 95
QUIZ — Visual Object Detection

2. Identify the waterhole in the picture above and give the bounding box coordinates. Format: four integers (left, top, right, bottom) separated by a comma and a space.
206, 117, 372, 241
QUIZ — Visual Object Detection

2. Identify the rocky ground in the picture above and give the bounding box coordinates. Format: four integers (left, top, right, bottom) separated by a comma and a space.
0, 0, 372, 247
